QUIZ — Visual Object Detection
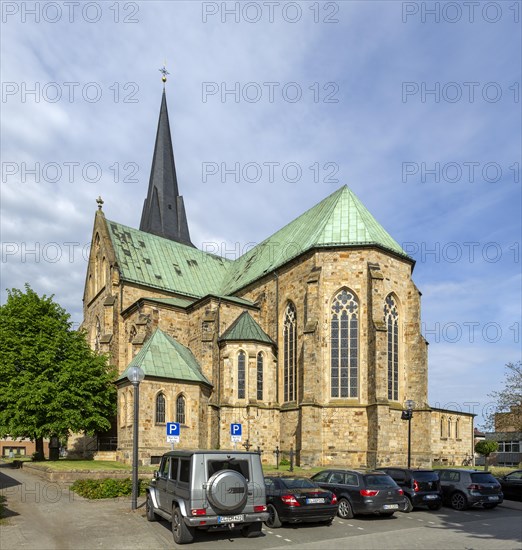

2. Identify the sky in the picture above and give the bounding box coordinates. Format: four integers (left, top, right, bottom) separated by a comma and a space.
1, 1, 520, 428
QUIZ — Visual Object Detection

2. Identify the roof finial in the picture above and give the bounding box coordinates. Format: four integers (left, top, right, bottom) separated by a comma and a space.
96, 196, 104, 210
159, 63, 169, 85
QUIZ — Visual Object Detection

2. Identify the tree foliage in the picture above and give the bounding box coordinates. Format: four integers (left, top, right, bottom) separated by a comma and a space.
483, 361, 522, 432
0, 285, 116, 442
475, 440, 499, 456
474, 440, 499, 471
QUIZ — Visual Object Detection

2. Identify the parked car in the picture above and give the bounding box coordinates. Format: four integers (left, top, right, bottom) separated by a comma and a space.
498, 470, 522, 501
264, 476, 338, 528
375, 468, 442, 511
310, 469, 407, 518
146, 450, 268, 544
434, 468, 504, 510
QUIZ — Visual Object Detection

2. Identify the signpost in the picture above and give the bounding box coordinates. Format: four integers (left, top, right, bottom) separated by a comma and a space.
230, 423, 242, 449
167, 422, 180, 449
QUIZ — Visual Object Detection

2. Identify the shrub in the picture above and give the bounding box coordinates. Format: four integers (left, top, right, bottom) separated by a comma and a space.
70, 478, 148, 499
279, 458, 290, 466
31, 452, 45, 462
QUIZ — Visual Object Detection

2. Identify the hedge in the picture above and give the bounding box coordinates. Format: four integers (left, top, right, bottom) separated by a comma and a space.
70, 478, 148, 499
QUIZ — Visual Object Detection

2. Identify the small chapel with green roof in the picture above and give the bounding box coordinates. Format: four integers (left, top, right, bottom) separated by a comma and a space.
81, 86, 474, 467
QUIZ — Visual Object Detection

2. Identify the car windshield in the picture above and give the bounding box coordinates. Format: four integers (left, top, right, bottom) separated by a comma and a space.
470, 473, 498, 484
364, 474, 396, 487
281, 478, 317, 489
414, 471, 439, 481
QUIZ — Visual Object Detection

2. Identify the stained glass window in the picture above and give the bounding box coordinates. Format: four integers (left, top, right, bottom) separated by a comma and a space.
331, 289, 358, 398
176, 395, 186, 424
384, 295, 399, 401
257, 352, 263, 401
283, 303, 297, 402
155, 393, 166, 424
238, 351, 246, 399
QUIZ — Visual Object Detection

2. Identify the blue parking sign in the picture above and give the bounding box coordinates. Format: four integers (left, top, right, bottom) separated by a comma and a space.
230, 423, 242, 436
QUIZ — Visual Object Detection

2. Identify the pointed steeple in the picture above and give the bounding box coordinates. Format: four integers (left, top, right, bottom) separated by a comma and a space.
140, 87, 194, 247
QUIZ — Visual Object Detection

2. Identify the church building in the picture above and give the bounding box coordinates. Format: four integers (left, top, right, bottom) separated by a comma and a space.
81, 83, 474, 467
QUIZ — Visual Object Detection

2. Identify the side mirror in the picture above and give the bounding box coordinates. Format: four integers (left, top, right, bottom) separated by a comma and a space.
153, 470, 158, 479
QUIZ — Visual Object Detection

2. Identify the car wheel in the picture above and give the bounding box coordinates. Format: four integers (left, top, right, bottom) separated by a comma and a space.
265, 504, 282, 528
427, 502, 442, 511
483, 503, 498, 509
241, 522, 263, 537
337, 498, 354, 519
172, 506, 195, 545
450, 492, 468, 511
404, 497, 413, 513
145, 493, 157, 522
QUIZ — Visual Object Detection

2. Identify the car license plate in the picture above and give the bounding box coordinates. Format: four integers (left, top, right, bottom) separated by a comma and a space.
383, 504, 399, 510
218, 514, 244, 524
306, 498, 325, 504
488, 496, 499, 501
425, 495, 438, 500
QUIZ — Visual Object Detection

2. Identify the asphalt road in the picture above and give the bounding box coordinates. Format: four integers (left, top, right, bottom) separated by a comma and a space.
1, 463, 521, 550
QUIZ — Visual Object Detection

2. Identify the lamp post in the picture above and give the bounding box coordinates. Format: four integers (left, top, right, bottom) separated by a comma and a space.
401, 399, 415, 468
127, 365, 145, 510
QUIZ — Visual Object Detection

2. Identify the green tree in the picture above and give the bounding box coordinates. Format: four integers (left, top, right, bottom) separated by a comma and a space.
474, 440, 499, 471
484, 361, 522, 432
0, 285, 116, 458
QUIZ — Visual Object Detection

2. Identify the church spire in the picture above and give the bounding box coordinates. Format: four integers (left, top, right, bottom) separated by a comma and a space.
139, 74, 194, 247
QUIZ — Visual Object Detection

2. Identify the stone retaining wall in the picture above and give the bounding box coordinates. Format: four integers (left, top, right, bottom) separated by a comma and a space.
20, 463, 152, 485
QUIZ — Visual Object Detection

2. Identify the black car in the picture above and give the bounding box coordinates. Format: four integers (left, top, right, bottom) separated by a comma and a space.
498, 470, 522, 501
311, 469, 406, 518
375, 468, 442, 511
263, 476, 338, 528
434, 469, 503, 510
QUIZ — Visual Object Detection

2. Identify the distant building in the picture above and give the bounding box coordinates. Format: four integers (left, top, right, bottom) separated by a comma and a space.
80, 85, 473, 467
483, 406, 522, 467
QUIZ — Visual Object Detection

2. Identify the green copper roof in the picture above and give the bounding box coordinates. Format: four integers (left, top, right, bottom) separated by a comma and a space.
219, 311, 274, 345
143, 296, 196, 309
220, 186, 409, 294
106, 220, 231, 299
106, 186, 409, 299
117, 328, 211, 385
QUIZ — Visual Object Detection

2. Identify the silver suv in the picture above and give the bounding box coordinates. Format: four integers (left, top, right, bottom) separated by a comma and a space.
146, 450, 268, 544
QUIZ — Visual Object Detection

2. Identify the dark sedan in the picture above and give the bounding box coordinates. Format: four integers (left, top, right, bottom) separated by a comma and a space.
498, 470, 522, 501
264, 476, 338, 528
311, 469, 406, 518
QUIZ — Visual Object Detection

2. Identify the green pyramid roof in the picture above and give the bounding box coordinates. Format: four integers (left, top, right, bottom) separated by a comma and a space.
117, 328, 211, 385
220, 186, 409, 294
106, 219, 231, 299
219, 311, 275, 345
105, 186, 409, 299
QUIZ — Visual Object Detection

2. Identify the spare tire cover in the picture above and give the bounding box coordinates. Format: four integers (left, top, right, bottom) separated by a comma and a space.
206, 470, 248, 512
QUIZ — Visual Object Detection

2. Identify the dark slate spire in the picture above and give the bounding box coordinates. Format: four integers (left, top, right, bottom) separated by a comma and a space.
140, 88, 194, 247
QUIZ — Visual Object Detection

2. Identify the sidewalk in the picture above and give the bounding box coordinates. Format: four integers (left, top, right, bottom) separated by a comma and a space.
0, 463, 166, 550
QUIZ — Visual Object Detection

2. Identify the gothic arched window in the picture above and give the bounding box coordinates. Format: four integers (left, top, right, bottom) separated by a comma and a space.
331, 289, 359, 398
384, 294, 399, 401
257, 352, 264, 401
176, 395, 186, 424
238, 351, 246, 399
283, 302, 297, 402
155, 393, 166, 424
94, 317, 101, 352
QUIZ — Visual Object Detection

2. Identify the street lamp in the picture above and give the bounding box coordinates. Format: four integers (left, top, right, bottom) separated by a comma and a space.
401, 399, 415, 468
127, 365, 145, 510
